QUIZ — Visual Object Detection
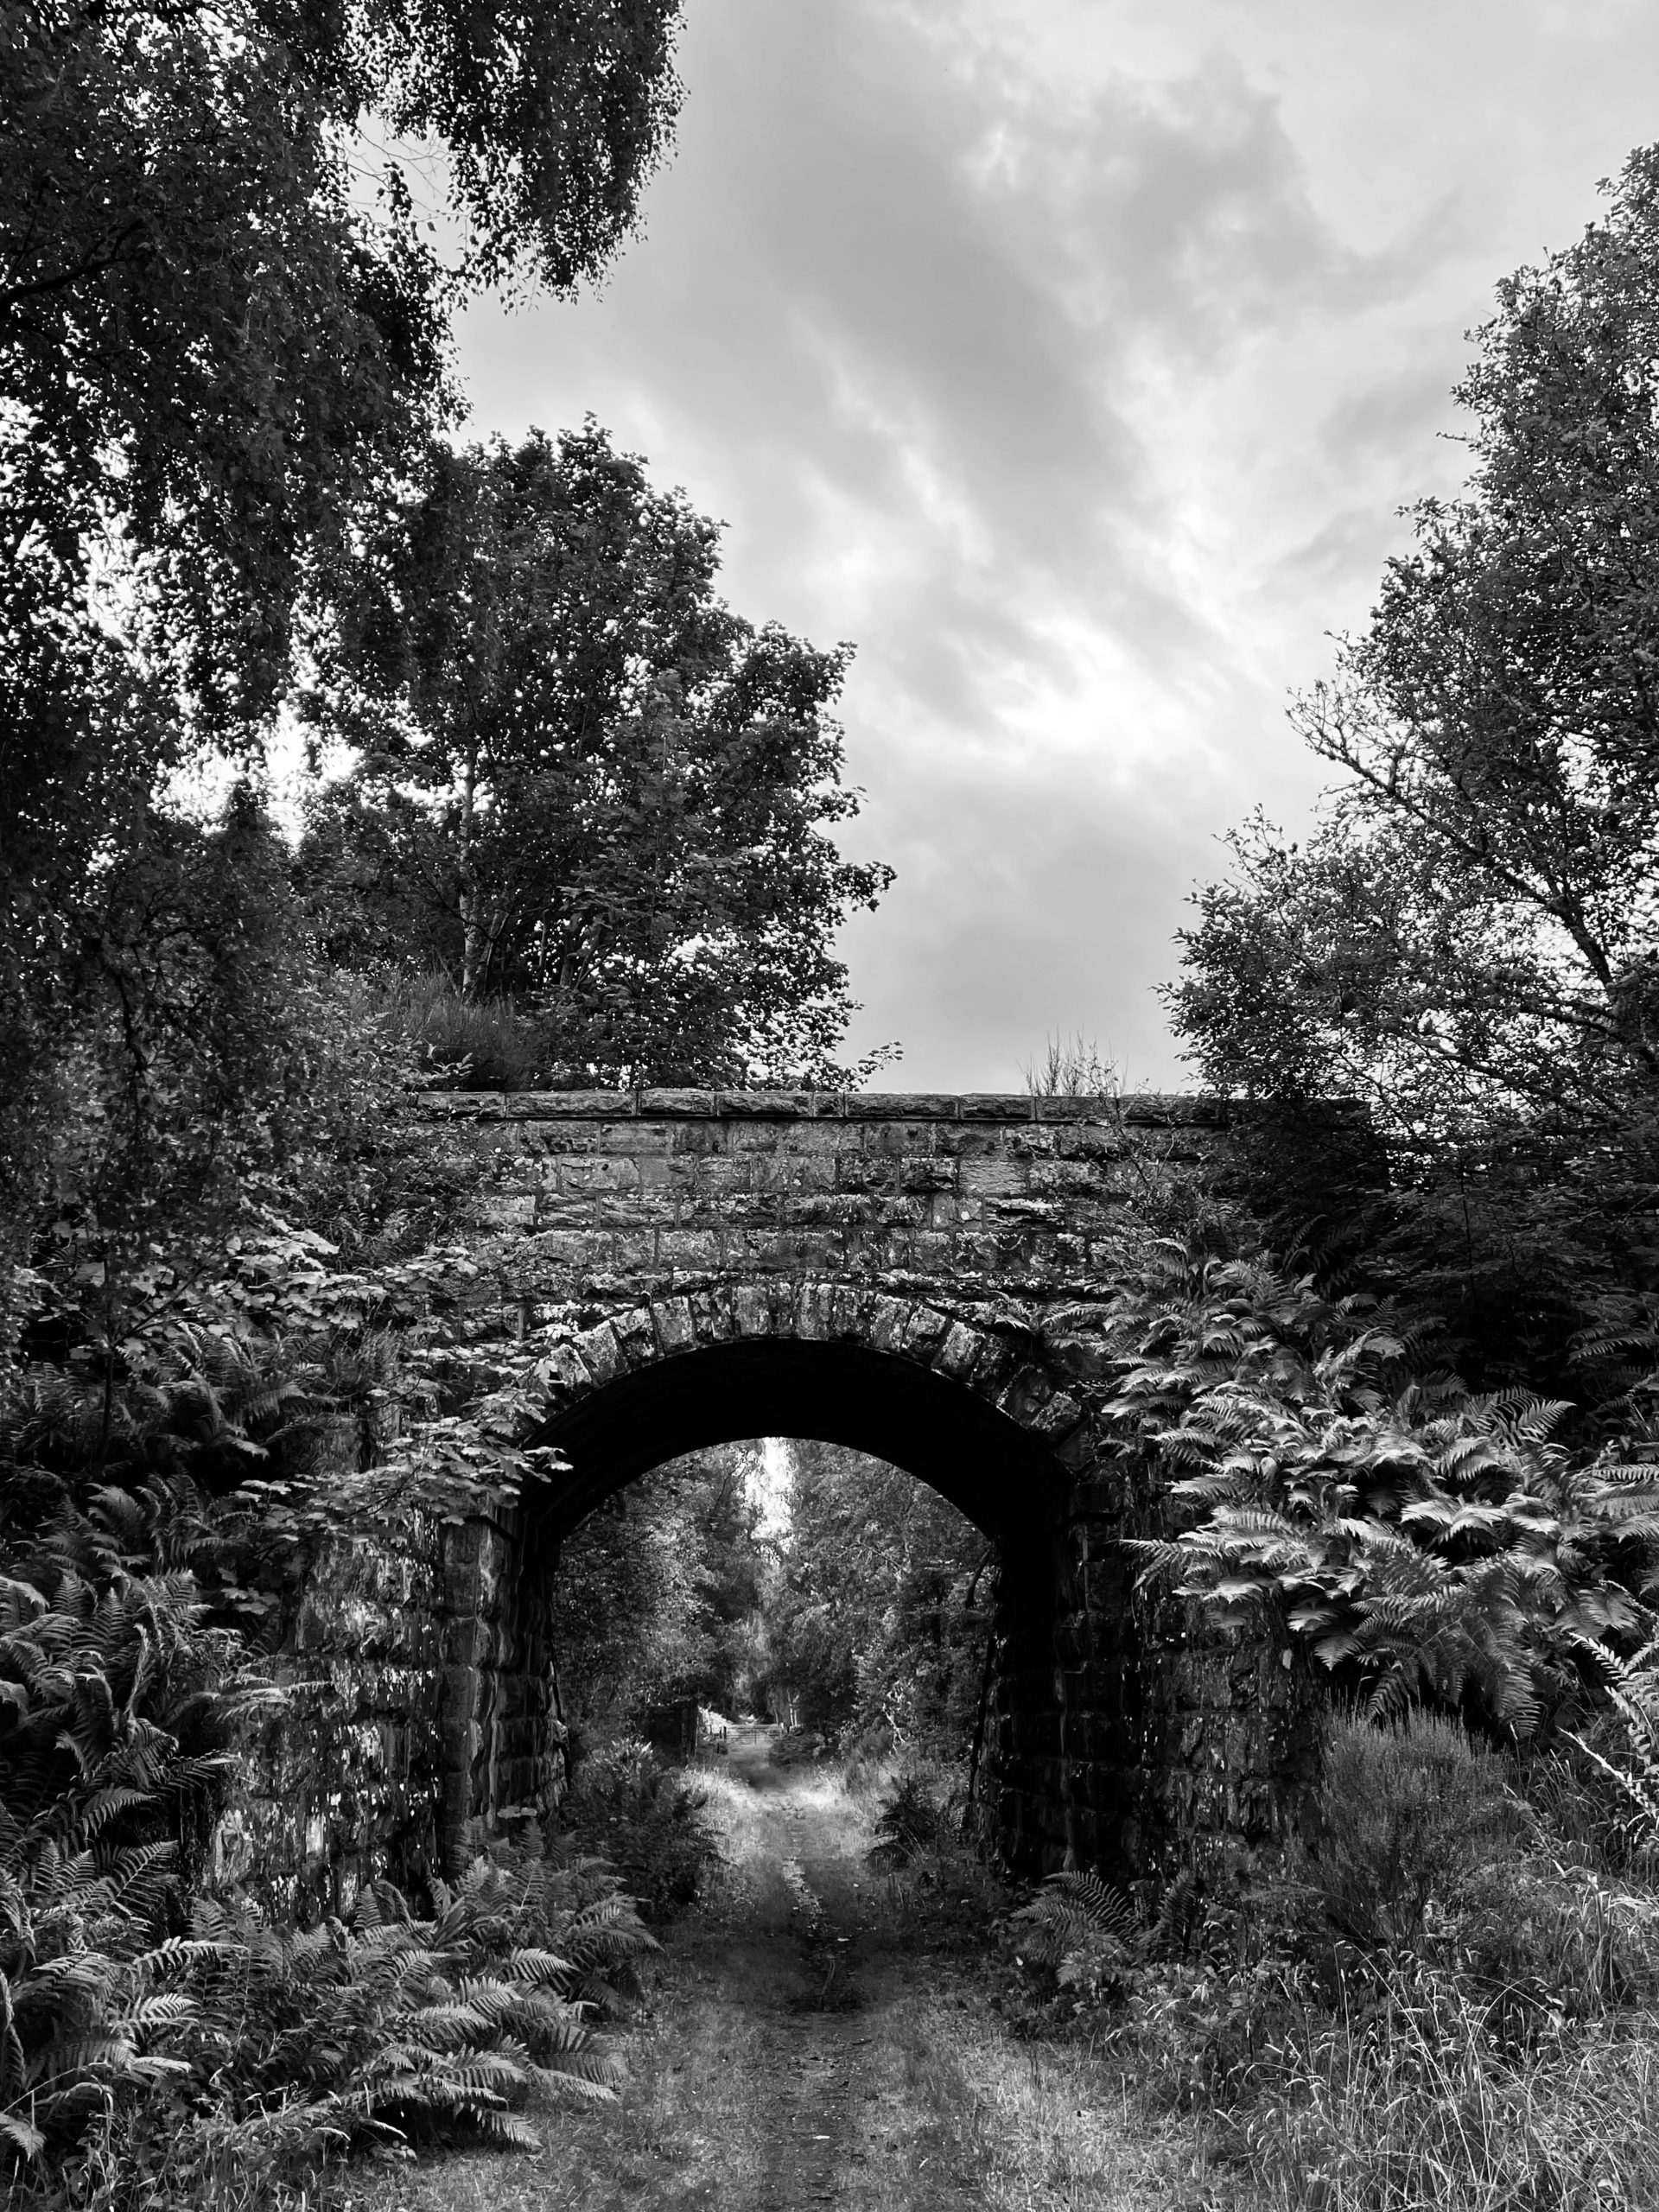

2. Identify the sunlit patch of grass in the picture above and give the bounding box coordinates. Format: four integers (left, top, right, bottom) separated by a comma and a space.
695, 1750, 878, 1916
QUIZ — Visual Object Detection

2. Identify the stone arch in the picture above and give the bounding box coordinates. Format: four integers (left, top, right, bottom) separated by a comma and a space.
435, 1279, 1113, 1875
526, 1277, 1093, 1543
247, 1093, 1327, 1912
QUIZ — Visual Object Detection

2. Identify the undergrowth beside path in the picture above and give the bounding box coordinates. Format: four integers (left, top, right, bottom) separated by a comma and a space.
347, 1726, 1200, 2212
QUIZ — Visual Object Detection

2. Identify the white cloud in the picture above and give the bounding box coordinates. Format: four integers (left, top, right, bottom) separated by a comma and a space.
451, 0, 1659, 1087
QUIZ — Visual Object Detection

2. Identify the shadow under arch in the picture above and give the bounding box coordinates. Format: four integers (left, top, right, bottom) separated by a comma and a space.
437, 1287, 1312, 1884
530, 1335, 1074, 1548
520, 1327, 1077, 1872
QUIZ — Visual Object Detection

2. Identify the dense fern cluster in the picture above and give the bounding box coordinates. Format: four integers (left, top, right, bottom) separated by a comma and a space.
0, 1461, 654, 2205
1106, 1236, 1659, 1738
0, 1473, 266, 2157
89, 1853, 652, 2190
5, 1812, 652, 2202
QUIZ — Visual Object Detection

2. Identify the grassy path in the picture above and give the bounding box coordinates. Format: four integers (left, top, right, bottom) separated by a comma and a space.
359, 1727, 1200, 2212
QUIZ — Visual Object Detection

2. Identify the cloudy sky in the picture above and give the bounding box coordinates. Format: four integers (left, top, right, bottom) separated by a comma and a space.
453, 0, 1659, 1091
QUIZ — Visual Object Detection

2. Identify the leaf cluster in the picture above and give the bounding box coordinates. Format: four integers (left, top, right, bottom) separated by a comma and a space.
1007, 1872, 1144, 2018
303, 423, 893, 1085
1109, 1236, 1659, 1735
1167, 146, 1659, 1376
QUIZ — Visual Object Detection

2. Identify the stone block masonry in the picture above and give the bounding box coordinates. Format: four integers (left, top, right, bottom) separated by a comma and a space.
429, 1087, 1237, 1295
240, 1093, 1334, 1910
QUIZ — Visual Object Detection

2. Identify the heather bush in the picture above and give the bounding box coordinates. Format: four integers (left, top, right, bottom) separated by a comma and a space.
1309, 1709, 1515, 1949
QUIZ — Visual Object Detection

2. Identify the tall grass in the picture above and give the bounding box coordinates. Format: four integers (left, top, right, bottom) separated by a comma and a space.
385, 972, 549, 1090
1021, 1030, 1117, 1098
1248, 1975, 1659, 2211
1059, 1713, 1659, 2212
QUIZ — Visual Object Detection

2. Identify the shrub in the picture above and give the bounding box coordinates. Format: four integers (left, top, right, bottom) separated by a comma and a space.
384, 971, 548, 1091
867, 1773, 943, 1870
560, 1740, 720, 1919
1310, 1709, 1514, 1949
1083, 1702, 1659, 2209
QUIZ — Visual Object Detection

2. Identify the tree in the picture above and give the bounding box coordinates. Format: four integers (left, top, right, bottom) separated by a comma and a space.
2, 0, 683, 1310
766, 1442, 990, 1754
7, 785, 451, 1446
3, 0, 682, 744
1168, 147, 1659, 1382
551, 1446, 768, 1746
306, 424, 893, 1084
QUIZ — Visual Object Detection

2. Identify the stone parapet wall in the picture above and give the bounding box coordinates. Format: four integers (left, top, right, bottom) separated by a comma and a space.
427, 1089, 1234, 1295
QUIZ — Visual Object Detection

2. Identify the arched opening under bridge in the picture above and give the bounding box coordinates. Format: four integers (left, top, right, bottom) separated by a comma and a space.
549, 1429, 995, 1792
435, 1286, 1313, 1883
531, 1333, 1071, 1547
529, 1341, 1071, 1874
442, 1300, 1110, 1877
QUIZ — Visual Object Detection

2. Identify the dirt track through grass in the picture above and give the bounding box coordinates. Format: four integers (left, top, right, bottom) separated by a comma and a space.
358, 1726, 1194, 2211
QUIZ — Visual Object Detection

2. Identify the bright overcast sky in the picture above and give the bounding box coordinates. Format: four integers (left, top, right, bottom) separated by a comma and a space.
451, 0, 1659, 1091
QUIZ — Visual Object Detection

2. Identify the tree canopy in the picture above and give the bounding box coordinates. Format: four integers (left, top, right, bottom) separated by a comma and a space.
1, 0, 684, 1255
1168, 147, 1659, 1375
763, 1442, 990, 1757
550, 1439, 990, 1765
302, 425, 893, 1084
3, 0, 682, 758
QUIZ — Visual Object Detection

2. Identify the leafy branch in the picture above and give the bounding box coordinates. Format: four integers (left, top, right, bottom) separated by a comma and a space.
1109, 1237, 1659, 1733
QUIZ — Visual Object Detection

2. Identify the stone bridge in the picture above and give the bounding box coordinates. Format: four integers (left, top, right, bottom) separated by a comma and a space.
247, 1091, 1321, 1910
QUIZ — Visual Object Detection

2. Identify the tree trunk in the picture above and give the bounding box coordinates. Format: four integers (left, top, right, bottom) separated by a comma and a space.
457, 735, 484, 998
